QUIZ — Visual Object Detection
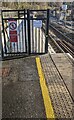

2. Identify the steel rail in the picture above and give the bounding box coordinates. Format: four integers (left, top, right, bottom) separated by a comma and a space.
49, 24, 74, 45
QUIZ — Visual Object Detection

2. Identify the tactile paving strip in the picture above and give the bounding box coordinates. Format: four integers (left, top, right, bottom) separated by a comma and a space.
40, 54, 73, 119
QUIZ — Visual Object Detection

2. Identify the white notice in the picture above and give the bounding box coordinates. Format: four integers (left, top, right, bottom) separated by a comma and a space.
33, 20, 42, 28
62, 5, 67, 11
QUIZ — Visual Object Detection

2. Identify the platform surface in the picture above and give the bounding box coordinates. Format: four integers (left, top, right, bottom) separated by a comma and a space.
40, 53, 73, 119
51, 53, 73, 99
1, 53, 74, 119
2, 57, 46, 119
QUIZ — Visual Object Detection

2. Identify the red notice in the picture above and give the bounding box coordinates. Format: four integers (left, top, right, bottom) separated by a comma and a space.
9, 20, 17, 42
10, 35, 17, 42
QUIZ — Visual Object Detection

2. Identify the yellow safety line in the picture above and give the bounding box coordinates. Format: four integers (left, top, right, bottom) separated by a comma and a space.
36, 57, 55, 119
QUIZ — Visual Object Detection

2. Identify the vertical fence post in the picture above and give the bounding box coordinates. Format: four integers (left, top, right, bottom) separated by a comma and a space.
45, 9, 49, 53
24, 9, 27, 53
1, 10, 7, 54
0, 25, 4, 59
27, 9, 31, 55
18, 10, 20, 18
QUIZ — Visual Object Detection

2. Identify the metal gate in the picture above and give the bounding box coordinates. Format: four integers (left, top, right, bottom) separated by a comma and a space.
1, 9, 49, 60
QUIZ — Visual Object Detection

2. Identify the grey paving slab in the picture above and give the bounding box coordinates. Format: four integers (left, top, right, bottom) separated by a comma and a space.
51, 53, 73, 100
40, 54, 73, 119
2, 57, 46, 119
2, 81, 45, 118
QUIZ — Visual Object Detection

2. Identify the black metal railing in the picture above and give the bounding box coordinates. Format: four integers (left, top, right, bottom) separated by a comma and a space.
1, 9, 49, 60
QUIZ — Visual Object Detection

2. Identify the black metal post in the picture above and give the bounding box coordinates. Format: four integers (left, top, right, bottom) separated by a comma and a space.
24, 9, 27, 53
45, 9, 49, 53
27, 9, 31, 55
1, 11, 7, 54
0, 26, 4, 59
18, 10, 20, 18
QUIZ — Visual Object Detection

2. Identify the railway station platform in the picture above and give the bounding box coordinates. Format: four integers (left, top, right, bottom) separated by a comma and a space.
1, 53, 73, 119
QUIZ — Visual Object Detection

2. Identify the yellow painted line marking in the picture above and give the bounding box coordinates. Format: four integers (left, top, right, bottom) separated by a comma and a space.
36, 57, 55, 119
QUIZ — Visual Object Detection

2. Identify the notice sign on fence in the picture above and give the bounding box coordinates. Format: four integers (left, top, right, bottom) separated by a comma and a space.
9, 20, 17, 42
62, 5, 67, 11
33, 20, 42, 28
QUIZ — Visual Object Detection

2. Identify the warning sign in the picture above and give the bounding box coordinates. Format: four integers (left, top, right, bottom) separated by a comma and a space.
9, 20, 17, 31
9, 22, 17, 30
10, 35, 17, 42
9, 20, 17, 42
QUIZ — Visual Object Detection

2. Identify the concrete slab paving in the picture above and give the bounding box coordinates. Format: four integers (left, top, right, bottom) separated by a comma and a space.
2, 57, 46, 119
2, 53, 74, 119
51, 53, 73, 99
40, 54, 73, 119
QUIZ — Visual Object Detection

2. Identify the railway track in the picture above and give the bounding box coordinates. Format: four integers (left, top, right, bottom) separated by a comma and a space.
49, 28, 74, 56
48, 30, 64, 53
42, 23, 74, 59
57, 40, 74, 57
42, 24, 64, 53
50, 22, 74, 40
49, 24, 74, 45
48, 30, 74, 64
49, 25, 74, 56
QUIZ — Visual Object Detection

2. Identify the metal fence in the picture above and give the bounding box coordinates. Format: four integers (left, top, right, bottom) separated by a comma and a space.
1, 9, 49, 60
